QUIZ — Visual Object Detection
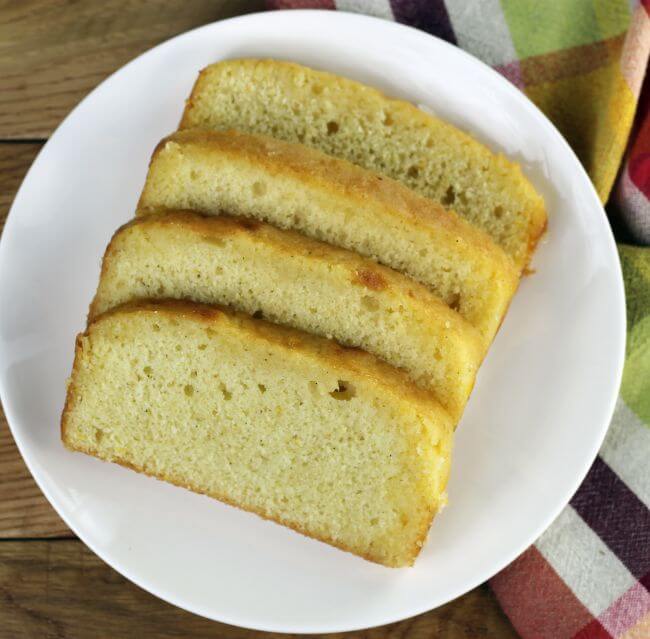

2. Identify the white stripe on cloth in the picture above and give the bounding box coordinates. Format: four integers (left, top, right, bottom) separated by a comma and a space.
600, 398, 650, 509
444, 0, 518, 67
536, 506, 637, 616
334, 0, 394, 20
615, 165, 650, 245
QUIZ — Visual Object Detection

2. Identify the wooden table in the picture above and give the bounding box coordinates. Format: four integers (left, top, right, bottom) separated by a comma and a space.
0, 3, 519, 637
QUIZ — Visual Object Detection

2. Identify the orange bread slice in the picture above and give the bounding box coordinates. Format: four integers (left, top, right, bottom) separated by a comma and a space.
90, 211, 483, 420
62, 301, 454, 567
137, 129, 519, 347
179, 58, 547, 271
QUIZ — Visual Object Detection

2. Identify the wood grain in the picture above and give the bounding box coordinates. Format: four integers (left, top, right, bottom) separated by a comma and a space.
0, 540, 517, 639
0, 0, 265, 139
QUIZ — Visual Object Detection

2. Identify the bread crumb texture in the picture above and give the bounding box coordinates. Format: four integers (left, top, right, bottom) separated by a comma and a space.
180, 58, 547, 271
90, 212, 482, 420
62, 302, 454, 567
138, 128, 519, 347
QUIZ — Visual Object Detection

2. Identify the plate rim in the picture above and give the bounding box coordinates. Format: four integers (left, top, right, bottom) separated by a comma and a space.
0, 9, 626, 633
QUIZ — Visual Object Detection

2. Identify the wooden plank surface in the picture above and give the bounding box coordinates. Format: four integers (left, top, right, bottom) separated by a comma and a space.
0, 0, 265, 139
0, 2, 519, 637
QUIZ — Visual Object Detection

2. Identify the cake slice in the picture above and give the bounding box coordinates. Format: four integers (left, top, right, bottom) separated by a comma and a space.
137, 129, 519, 347
179, 58, 547, 271
62, 301, 454, 567
89, 211, 483, 421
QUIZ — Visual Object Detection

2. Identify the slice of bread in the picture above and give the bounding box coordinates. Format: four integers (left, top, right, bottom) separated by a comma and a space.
62, 301, 454, 567
179, 59, 547, 271
137, 129, 519, 347
90, 211, 483, 421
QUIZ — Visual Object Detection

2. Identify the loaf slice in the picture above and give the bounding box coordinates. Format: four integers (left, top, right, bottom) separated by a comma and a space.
89, 211, 483, 421
62, 301, 454, 567
137, 129, 519, 347
179, 58, 547, 271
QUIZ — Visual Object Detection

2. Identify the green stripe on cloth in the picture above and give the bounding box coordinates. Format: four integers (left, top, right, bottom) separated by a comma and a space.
500, 0, 620, 58
619, 244, 650, 424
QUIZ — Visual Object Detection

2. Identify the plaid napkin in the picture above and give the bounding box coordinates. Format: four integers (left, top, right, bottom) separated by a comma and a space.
268, 2, 650, 637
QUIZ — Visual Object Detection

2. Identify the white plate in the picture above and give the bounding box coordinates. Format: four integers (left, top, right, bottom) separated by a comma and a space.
0, 10, 625, 633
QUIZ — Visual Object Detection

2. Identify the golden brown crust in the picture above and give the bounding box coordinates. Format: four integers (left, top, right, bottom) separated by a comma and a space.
82, 299, 452, 417
522, 212, 548, 275
89, 210, 480, 334
352, 268, 388, 291
60, 334, 85, 445
139, 128, 516, 274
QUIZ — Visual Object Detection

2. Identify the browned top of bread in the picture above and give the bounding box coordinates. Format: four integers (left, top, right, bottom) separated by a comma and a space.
143, 128, 508, 263
180, 58, 547, 270
91, 299, 450, 413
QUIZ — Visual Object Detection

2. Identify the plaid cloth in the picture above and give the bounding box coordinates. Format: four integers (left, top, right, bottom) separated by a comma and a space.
267, 2, 650, 637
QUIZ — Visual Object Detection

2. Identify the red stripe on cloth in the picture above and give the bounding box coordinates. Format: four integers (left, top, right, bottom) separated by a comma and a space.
599, 579, 650, 637
627, 78, 650, 198
641, 569, 650, 591
491, 546, 594, 639
573, 619, 614, 639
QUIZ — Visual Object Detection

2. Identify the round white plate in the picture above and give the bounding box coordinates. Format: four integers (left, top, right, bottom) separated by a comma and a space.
0, 10, 625, 633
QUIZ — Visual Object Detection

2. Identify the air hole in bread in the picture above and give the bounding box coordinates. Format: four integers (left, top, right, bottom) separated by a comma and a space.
326, 121, 339, 135
329, 380, 356, 401
442, 185, 456, 206
258, 384, 266, 394
407, 165, 419, 179
220, 383, 232, 400
190, 169, 199, 181
494, 205, 504, 219
143, 366, 153, 377
252, 310, 264, 319
252, 181, 267, 197
184, 384, 194, 397
383, 113, 393, 126
449, 293, 461, 313
312, 84, 323, 95
361, 295, 379, 312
